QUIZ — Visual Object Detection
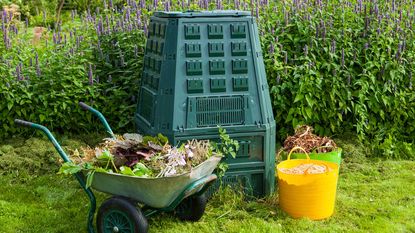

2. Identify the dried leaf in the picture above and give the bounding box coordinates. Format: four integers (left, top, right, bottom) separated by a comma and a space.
123, 133, 143, 143
148, 141, 163, 151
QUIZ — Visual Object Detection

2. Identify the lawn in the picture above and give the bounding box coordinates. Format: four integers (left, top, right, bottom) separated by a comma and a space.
0, 134, 414, 233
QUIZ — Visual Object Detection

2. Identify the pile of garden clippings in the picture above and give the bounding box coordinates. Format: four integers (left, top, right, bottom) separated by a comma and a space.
282, 125, 337, 153
69, 133, 213, 178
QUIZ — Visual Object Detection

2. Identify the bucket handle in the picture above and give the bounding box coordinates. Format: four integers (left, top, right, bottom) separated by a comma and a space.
287, 147, 331, 174
287, 146, 310, 160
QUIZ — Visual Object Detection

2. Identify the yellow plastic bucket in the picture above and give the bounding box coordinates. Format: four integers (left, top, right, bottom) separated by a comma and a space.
277, 147, 339, 220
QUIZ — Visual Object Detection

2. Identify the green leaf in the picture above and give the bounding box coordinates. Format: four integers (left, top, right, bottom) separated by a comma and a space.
39, 114, 46, 122
97, 150, 113, 162
120, 166, 135, 176
59, 162, 82, 175
294, 93, 304, 103
305, 108, 312, 119
133, 163, 151, 176
86, 170, 95, 188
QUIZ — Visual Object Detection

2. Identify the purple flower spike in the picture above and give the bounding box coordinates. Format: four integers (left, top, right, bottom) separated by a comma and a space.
398, 43, 403, 53
36, 65, 41, 77
35, 53, 39, 65
120, 52, 125, 66
269, 43, 274, 54
88, 64, 93, 85
16, 65, 21, 81
303, 45, 308, 57
164, 1, 170, 11
331, 40, 336, 54
126, 8, 131, 20
134, 45, 138, 57
284, 51, 288, 64
3, 31, 7, 48
316, 23, 319, 38
341, 48, 345, 67
217, 0, 223, 10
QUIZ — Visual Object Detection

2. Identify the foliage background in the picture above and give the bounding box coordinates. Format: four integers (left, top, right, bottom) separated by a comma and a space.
1, 0, 415, 158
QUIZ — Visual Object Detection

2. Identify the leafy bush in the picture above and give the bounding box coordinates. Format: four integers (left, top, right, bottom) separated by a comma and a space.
259, 1, 415, 158
0, 1, 147, 138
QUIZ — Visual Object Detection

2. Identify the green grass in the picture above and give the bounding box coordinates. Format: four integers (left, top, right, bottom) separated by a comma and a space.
0, 135, 414, 233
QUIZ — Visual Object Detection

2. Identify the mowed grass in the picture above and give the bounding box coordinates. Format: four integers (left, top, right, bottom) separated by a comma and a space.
0, 134, 414, 233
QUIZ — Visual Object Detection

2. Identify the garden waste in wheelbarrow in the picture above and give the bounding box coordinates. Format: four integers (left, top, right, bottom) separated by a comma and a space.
15, 102, 221, 233
89, 155, 220, 208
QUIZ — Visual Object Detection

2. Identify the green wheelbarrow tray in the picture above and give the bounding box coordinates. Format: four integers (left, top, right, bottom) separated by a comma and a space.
86, 155, 221, 209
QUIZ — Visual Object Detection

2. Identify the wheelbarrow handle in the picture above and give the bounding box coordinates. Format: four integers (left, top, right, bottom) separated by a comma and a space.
14, 119, 34, 127
78, 101, 115, 139
79, 101, 92, 111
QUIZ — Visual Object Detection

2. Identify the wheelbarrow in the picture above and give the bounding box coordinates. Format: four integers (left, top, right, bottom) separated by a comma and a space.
14, 102, 220, 233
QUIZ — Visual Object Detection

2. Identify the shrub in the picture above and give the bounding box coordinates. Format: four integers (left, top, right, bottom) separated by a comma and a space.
1, 0, 415, 158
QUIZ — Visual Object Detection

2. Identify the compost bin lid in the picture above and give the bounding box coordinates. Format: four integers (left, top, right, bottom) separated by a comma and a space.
153, 10, 251, 18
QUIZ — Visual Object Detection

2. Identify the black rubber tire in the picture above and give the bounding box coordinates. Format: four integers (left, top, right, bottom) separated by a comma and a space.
97, 196, 148, 233
174, 194, 207, 222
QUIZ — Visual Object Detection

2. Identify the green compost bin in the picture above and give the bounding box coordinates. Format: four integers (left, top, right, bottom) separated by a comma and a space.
135, 10, 276, 197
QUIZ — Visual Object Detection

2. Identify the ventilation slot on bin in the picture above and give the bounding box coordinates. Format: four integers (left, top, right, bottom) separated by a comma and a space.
186, 96, 245, 127
205, 174, 253, 198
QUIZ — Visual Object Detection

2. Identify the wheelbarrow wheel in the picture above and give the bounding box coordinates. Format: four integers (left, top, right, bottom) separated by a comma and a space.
174, 194, 207, 222
97, 196, 148, 233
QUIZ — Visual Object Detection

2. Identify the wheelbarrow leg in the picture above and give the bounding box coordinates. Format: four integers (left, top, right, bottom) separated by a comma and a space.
15, 119, 97, 233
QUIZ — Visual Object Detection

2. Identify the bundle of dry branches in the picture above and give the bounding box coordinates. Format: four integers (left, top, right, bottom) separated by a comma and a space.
282, 125, 337, 153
